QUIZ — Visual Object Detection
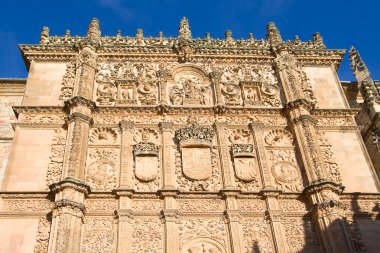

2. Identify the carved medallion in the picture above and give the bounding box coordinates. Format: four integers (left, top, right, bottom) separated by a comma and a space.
182, 147, 212, 181
271, 162, 299, 184
181, 238, 227, 253
87, 161, 116, 190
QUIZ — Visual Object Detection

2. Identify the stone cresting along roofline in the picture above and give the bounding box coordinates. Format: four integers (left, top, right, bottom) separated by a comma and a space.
18, 17, 346, 69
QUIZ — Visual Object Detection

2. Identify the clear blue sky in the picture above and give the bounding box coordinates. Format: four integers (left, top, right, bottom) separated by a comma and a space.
0, 0, 378, 81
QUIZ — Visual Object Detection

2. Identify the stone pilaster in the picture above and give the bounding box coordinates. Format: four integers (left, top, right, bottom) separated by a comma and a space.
249, 122, 275, 188
160, 191, 180, 253
274, 46, 354, 253
214, 122, 235, 189
160, 122, 176, 189
261, 190, 287, 253
114, 190, 134, 253
158, 69, 169, 105
210, 70, 223, 106
119, 120, 134, 188
62, 97, 95, 180
48, 178, 90, 253
223, 191, 244, 253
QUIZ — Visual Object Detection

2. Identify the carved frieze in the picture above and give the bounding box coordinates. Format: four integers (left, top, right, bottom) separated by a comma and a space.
242, 218, 274, 253
46, 129, 67, 188
283, 218, 321, 252
317, 131, 342, 183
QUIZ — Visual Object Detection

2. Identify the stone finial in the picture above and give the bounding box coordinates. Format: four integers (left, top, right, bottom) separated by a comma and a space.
40, 26, 50, 44
116, 29, 121, 40
65, 29, 71, 37
178, 16, 191, 40
225, 30, 233, 42
86, 18, 101, 44
294, 35, 300, 43
205, 32, 211, 40
136, 29, 143, 39
248, 33, 254, 40
349, 47, 371, 83
313, 32, 325, 48
266, 22, 282, 46
158, 31, 163, 38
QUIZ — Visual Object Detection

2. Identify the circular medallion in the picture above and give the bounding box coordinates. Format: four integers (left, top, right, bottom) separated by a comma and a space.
271, 162, 299, 184
261, 84, 278, 96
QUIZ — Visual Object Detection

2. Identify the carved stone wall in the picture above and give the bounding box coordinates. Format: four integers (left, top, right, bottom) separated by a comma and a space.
0, 17, 379, 253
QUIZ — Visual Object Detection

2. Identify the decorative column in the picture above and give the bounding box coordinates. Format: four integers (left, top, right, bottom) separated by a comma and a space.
47, 18, 100, 253
214, 122, 236, 189
270, 22, 355, 252
119, 120, 134, 188
48, 178, 90, 253
160, 122, 176, 189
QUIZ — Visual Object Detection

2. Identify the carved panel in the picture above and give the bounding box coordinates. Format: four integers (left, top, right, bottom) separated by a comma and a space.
131, 199, 162, 212
84, 198, 116, 213
283, 218, 321, 253
81, 217, 116, 253
89, 127, 119, 145
59, 62, 76, 101
86, 148, 119, 191
132, 217, 163, 253
317, 131, 342, 183
177, 198, 224, 213
178, 218, 228, 249
278, 199, 307, 213
238, 198, 266, 212
46, 129, 66, 188
33, 216, 51, 253
242, 218, 274, 252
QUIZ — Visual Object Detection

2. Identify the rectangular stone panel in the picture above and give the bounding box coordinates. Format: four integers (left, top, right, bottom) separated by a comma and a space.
3, 129, 54, 191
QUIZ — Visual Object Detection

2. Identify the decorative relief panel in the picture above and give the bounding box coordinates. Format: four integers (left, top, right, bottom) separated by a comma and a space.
132, 217, 163, 253
265, 129, 304, 192
278, 199, 307, 213
46, 129, 66, 188
81, 217, 116, 253
132, 127, 161, 191
86, 148, 119, 191
178, 218, 228, 251
238, 198, 266, 212
1, 198, 53, 213
59, 62, 76, 101
169, 73, 212, 106
89, 127, 119, 145
33, 216, 51, 253
177, 198, 224, 213
84, 198, 116, 213
317, 131, 342, 183
242, 218, 274, 253
283, 218, 321, 253
228, 129, 260, 191
95, 62, 160, 106
175, 124, 221, 191
131, 199, 162, 213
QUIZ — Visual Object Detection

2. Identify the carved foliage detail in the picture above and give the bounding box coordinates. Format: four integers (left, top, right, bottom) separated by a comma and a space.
46, 129, 66, 187
59, 62, 76, 101
81, 217, 116, 253
242, 218, 274, 253
132, 217, 163, 253
89, 127, 118, 144
283, 218, 321, 253
33, 216, 51, 253
317, 131, 342, 183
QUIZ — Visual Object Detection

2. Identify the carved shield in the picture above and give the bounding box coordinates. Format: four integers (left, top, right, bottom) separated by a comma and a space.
234, 157, 257, 182
135, 156, 159, 182
182, 147, 212, 180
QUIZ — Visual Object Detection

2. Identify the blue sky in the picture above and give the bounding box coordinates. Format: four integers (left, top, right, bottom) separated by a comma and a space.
0, 0, 378, 81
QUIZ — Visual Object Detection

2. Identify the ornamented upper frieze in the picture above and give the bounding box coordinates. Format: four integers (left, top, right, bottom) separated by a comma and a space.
19, 17, 345, 67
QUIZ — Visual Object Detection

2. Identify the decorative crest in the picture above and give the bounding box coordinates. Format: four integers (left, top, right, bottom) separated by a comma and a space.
312, 32, 325, 48
133, 142, 159, 156
266, 22, 282, 46
175, 124, 215, 146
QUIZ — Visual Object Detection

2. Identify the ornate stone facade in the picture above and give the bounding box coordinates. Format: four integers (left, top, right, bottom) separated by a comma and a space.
0, 17, 379, 253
